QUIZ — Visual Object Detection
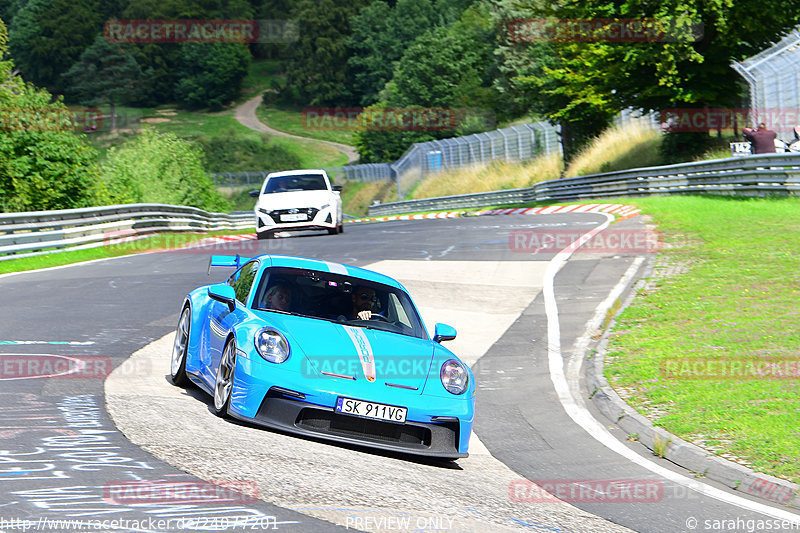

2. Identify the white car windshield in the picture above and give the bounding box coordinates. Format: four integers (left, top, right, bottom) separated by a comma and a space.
264, 174, 327, 193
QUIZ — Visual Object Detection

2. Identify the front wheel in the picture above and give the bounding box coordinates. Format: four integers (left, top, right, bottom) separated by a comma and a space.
170, 307, 191, 387
213, 339, 237, 417
327, 227, 338, 235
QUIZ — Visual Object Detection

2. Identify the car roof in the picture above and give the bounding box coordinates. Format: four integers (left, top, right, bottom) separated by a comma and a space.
266, 169, 328, 178
258, 255, 404, 290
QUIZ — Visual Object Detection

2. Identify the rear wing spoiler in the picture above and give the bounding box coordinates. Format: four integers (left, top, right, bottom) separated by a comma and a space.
207, 255, 252, 273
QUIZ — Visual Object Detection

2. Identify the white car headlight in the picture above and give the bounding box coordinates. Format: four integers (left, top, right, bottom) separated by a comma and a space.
255, 328, 290, 363
440, 359, 468, 395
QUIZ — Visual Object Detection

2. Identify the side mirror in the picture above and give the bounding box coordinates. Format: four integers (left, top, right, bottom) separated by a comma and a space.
332, 185, 343, 192
433, 323, 457, 343
249, 190, 260, 198
208, 284, 236, 312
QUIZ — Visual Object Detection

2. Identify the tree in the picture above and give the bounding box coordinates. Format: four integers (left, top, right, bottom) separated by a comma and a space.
354, 4, 500, 162
174, 42, 250, 109
62, 36, 146, 131
8, 0, 102, 91
0, 18, 103, 212
506, 0, 800, 159
281, 0, 369, 106
347, 0, 436, 106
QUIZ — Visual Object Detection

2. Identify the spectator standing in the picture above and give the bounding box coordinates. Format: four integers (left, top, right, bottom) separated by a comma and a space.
742, 123, 777, 154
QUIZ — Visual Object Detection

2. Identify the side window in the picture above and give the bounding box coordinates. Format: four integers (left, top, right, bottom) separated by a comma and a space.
388, 293, 413, 329
230, 261, 259, 304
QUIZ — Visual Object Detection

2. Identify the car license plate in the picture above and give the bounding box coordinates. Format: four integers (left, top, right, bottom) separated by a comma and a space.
280, 213, 307, 222
335, 397, 407, 423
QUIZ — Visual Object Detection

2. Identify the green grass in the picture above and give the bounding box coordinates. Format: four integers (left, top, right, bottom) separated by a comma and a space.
604, 195, 800, 482
255, 105, 355, 146
237, 59, 285, 104
267, 134, 349, 169
0, 230, 254, 276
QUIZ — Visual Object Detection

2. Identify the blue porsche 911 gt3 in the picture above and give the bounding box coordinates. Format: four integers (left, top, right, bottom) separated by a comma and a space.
170, 254, 475, 459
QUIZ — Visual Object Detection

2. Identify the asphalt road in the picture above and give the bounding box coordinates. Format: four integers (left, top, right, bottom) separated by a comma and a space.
1, 214, 798, 532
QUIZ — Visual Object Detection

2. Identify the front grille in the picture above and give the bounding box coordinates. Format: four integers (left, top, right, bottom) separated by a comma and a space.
296, 408, 431, 446
267, 208, 319, 224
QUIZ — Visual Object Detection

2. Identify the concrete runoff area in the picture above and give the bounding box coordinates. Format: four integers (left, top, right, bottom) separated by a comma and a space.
105, 259, 631, 533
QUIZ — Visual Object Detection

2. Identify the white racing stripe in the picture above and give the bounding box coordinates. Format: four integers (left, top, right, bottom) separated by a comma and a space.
543, 214, 800, 521
342, 325, 376, 382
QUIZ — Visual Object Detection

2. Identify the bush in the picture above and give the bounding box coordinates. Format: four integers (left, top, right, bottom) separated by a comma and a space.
0, 19, 103, 212
100, 128, 228, 212
195, 130, 301, 173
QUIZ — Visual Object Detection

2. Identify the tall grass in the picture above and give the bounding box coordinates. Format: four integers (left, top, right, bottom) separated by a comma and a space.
564, 121, 664, 177
408, 152, 563, 200
341, 180, 397, 217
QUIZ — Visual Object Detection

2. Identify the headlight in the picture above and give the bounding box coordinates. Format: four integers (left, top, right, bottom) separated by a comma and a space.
255, 328, 290, 363
320, 203, 330, 209
440, 359, 468, 395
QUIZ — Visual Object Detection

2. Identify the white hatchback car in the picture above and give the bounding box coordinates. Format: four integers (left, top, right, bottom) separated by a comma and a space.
250, 170, 343, 239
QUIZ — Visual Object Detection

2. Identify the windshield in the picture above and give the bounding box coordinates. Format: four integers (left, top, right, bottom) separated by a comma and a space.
253, 267, 428, 340
263, 174, 327, 193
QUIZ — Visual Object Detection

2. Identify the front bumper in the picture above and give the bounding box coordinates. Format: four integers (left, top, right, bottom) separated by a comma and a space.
230, 387, 467, 459
255, 206, 337, 234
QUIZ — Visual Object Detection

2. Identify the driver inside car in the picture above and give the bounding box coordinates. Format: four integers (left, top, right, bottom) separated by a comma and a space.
350, 286, 378, 320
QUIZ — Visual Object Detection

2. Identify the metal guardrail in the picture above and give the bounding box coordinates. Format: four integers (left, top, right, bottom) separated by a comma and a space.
368, 153, 800, 216
0, 204, 253, 261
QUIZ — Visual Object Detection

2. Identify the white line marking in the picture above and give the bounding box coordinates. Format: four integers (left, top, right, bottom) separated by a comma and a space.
542, 216, 800, 520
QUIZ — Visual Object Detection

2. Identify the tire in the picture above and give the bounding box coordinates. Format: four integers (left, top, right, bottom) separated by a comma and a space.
327, 227, 338, 235
213, 339, 237, 417
257, 230, 274, 240
170, 307, 191, 387
338, 223, 344, 234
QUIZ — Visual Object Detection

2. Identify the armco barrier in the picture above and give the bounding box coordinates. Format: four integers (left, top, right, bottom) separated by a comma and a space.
0, 204, 253, 260
368, 152, 800, 216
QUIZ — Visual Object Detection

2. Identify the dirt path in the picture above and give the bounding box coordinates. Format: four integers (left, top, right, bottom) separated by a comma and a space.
235, 93, 360, 164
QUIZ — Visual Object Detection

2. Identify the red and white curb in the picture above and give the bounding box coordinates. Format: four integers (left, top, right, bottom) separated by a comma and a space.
346, 203, 641, 224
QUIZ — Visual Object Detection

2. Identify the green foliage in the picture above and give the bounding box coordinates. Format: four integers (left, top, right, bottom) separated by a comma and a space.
100, 128, 228, 212
175, 42, 251, 110
62, 36, 144, 106
504, 0, 800, 158
347, 0, 436, 106
660, 131, 717, 164
9, 0, 102, 91
354, 4, 499, 162
281, 0, 369, 105
195, 129, 301, 173
62, 36, 146, 130
0, 18, 103, 212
